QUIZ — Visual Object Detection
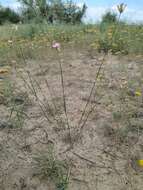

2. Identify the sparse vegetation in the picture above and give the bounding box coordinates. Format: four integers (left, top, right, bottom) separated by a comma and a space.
0, 2, 143, 190
33, 146, 70, 190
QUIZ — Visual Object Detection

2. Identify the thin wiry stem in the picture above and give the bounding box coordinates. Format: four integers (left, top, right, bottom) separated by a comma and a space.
16, 46, 54, 124
33, 78, 65, 127
77, 12, 123, 135
38, 64, 64, 123
79, 94, 105, 133
57, 51, 72, 146
78, 55, 106, 129
26, 71, 53, 123
18, 52, 64, 127
16, 44, 71, 131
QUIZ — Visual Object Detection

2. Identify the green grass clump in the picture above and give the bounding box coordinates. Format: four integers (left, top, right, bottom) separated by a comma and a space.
33, 147, 69, 190
1, 79, 29, 128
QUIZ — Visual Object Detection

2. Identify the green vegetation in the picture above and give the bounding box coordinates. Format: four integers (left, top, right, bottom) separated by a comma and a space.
0, 6, 20, 24
0, 0, 86, 25
0, 1, 142, 56
101, 11, 117, 24
1, 78, 29, 128
0, 22, 142, 61
33, 146, 69, 190
0, 2, 143, 189
19, 0, 87, 24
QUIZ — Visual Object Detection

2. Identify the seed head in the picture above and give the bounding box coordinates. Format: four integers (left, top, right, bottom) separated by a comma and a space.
117, 3, 127, 14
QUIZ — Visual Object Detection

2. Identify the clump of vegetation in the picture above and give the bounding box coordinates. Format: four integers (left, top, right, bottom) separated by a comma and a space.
18, 0, 87, 24
91, 5, 131, 54
33, 146, 70, 190
1, 79, 29, 128
101, 11, 117, 24
0, 0, 87, 25
0, 6, 20, 24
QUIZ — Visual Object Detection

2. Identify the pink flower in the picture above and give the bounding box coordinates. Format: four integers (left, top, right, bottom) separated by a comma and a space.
52, 42, 61, 51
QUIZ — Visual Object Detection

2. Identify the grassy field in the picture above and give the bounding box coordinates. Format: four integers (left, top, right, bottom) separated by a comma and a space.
0, 21, 143, 190
0, 22, 143, 60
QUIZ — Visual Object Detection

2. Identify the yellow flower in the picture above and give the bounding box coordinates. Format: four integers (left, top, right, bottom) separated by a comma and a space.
135, 91, 142, 96
138, 160, 143, 167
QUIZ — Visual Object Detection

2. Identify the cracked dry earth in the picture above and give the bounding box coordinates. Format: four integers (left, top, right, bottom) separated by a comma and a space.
0, 48, 143, 190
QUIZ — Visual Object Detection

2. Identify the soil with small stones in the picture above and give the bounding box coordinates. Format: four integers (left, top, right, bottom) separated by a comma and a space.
0, 48, 143, 190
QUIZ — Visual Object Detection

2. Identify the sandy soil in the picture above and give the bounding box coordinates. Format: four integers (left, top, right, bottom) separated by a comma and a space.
0, 48, 143, 190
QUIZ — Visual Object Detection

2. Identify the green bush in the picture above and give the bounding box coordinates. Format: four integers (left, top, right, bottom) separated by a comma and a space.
101, 11, 117, 24
19, 0, 87, 24
0, 7, 20, 24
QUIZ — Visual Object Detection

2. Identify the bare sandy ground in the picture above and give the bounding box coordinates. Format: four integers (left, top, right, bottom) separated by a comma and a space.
0, 48, 143, 190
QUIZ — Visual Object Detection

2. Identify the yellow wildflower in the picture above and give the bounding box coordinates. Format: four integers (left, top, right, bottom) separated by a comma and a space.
135, 91, 142, 96
138, 160, 143, 167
